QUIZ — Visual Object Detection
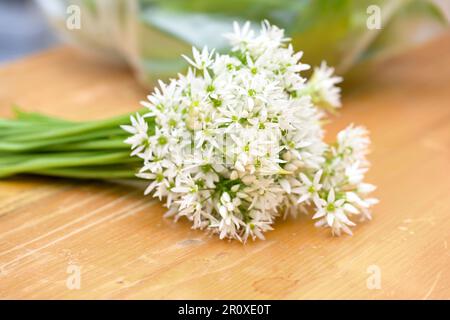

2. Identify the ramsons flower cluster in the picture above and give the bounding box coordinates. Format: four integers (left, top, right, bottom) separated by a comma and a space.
122, 21, 378, 241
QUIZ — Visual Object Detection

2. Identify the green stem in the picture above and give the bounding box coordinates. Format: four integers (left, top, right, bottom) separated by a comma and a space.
0, 151, 138, 178
33, 167, 138, 179
0, 107, 152, 180
13, 108, 73, 124
6, 110, 150, 142
0, 129, 126, 152
42, 139, 128, 151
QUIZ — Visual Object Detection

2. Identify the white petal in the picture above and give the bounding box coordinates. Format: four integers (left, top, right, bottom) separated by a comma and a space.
279, 179, 291, 194
171, 187, 190, 193
297, 193, 310, 204
312, 209, 326, 219
328, 189, 335, 203
344, 203, 359, 214
326, 214, 335, 226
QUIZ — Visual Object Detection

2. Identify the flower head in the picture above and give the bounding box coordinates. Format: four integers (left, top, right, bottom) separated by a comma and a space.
123, 21, 377, 242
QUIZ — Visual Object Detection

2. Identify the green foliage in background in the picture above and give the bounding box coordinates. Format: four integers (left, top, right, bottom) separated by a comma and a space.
39, 0, 447, 85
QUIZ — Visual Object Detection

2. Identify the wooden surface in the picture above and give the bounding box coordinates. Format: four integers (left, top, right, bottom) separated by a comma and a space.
0, 34, 449, 299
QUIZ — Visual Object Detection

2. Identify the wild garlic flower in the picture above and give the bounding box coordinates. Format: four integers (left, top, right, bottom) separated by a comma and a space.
122, 21, 377, 242
303, 61, 343, 110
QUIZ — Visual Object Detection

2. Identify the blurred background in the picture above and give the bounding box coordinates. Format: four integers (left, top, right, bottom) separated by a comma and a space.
0, 0, 58, 63
0, 0, 449, 85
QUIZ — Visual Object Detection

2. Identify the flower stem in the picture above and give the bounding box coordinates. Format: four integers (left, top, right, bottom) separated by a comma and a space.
0, 108, 152, 180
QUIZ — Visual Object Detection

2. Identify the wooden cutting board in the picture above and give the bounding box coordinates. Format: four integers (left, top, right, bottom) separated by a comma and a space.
0, 33, 449, 299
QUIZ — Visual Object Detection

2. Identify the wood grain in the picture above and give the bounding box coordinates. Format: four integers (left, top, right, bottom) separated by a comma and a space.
0, 33, 449, 299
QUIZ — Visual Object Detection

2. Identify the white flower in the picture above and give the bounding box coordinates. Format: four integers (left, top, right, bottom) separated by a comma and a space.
121, 113, 149, 156
243, 213, 274, 242
123, 21, 377, 241
182, 47, 215, 70
293, 170, 323, 204
224, 21, 254, 52
313, 189, 357, 236
336, 125, 370, 161
304, 61, 342, 110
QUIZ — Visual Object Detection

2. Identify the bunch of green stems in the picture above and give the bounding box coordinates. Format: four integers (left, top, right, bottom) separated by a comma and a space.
0, 108, 152, 179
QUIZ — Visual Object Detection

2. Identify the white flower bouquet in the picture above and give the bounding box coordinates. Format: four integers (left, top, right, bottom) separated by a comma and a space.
0, 21, 377, 241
